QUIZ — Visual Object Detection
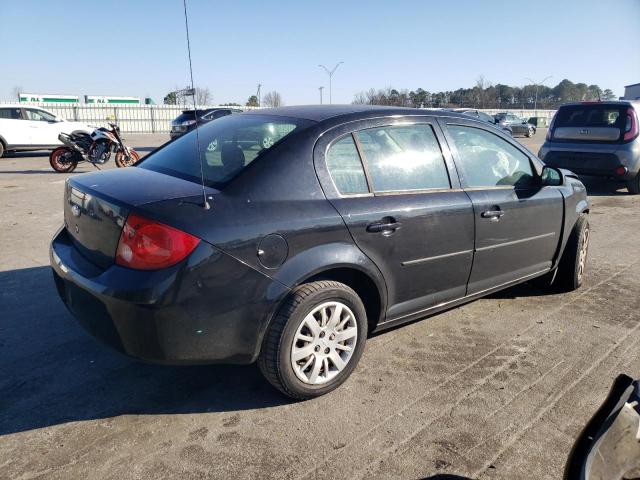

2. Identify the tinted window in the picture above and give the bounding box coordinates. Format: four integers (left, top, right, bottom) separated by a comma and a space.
448, 125, 535, 188
140, 114, 313, 188
326, 135, 368, 195
25, 109, 55, 121
555, 105, 626, 128
0, 108, 22, 119
356, 124, 450, 192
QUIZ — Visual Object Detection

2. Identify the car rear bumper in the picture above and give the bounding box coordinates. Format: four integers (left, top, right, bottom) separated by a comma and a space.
539, 142, 640, 180
50, 227, 288, 365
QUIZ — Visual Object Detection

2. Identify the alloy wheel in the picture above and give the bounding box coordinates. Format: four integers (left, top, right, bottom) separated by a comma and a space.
262, 136, 275, 149
577, 226, 589, 282
290, 301, 358, 385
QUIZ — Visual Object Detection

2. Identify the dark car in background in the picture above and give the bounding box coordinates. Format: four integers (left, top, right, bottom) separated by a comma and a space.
495, 112, 536, 137
539, 101, 640, 193
51, 106, 589, 400
169, 107, 242, 140
450, 108, 513, 136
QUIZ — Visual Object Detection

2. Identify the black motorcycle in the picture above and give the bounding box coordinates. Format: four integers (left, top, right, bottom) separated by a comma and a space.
49, 123, 139, 173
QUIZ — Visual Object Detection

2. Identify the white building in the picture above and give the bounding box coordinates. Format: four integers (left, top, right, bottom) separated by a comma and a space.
622, 83, 640, 100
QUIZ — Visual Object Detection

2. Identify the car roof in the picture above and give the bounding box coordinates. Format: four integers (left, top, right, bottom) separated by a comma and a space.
0, 104, 54, 113
243, 104, 471, 123
558, 100, 639, 108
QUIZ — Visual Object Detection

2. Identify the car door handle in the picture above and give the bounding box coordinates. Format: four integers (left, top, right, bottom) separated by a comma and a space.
481, 209, 505, 219
366, 219, 401, 233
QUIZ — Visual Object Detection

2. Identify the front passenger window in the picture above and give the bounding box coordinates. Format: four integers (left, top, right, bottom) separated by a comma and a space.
448, 125, 535, 188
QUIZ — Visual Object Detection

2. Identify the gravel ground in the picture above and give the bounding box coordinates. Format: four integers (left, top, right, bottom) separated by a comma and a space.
1, 129, 639, 479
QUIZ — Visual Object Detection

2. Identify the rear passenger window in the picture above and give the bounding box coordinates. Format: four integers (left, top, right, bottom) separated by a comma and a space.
0, 108, 22, 119
326, 135, 369, 195
356, 124, 450, 192
447, 125, 535, 188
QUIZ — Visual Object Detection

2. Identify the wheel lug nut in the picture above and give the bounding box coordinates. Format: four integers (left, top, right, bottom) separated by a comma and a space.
324, 347, 330, 354
319, 331, 325, 338
329, 334, 335, 340
314, 345, 320, 352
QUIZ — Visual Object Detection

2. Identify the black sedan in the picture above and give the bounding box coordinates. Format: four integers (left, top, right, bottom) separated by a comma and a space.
51, 106, 589, 399
494, 112, 536, 137
169, 107, 242, 140
449, 108, 513, 136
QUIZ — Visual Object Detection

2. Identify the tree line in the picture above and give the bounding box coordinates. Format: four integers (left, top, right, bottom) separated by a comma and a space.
352, 78, 616, 109
164, 87, 284, 108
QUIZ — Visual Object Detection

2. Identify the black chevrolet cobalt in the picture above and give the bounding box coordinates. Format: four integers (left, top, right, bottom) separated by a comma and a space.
51, 106, 590, 399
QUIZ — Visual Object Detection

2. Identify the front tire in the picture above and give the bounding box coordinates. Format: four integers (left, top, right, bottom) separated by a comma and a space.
115, 149, 140, 168
0, 141, 4, 158
258, 281, 368, 400
556, 214, 590, 291
526, 127, 534, 137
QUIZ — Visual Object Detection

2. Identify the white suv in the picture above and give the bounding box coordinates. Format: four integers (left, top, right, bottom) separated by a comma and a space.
0, 105, 94, 157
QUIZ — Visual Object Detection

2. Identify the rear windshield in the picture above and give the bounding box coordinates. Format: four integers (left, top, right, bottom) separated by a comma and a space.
554, 105, 626, 128
173, 110, 206, 123
140, 114, 314, 188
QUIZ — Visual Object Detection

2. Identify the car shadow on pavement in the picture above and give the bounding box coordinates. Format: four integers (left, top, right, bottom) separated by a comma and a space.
419, 475, 473, 479
2, 152, 47, 158
0, 266, 290, 436
579, 176, 629, 196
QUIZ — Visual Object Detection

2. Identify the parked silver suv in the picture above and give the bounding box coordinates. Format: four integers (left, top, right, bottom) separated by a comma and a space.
538, 101, 640, 193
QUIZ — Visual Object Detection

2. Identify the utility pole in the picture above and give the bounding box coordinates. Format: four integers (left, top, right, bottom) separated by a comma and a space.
256, 83, 262, 107
318, 86, 324, 105
318, 62, 344, 104
525, 76, 552, 112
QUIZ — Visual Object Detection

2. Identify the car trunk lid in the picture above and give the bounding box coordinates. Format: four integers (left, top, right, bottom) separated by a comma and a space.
551, 104, 626, 143
64, 167, 217, 269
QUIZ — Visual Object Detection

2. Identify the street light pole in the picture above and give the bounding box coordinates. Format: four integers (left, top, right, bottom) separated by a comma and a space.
318, 62, 344, 104
525, 75, 552, 112
319, 86, 324, 105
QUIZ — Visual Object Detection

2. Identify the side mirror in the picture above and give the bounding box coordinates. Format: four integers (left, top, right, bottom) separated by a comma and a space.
541, 166, 563, 186
564, 375, 640, 480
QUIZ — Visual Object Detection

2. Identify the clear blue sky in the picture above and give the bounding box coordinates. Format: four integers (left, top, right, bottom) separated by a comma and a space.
1, 0, 639, 104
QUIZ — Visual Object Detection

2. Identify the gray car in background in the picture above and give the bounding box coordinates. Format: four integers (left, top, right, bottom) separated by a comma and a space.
538, 101, 640, 193
494, 112, 536, 137
450, 108, 513, 136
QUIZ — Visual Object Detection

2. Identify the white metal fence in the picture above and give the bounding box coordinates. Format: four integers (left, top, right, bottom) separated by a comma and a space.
2, 102, 556, 133
0, 103, 255, 134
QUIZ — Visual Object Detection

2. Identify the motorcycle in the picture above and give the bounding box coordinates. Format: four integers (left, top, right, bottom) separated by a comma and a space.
49, 123, 140, 173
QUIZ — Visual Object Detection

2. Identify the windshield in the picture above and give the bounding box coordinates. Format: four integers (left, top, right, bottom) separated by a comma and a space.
140, 114, 314, 188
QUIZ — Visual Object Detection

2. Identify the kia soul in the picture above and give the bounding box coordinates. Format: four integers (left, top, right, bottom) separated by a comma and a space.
51, 106, 590, 399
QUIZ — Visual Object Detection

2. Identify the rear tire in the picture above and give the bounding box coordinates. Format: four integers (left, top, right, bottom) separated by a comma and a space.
0, 141, 4, 158
555, 214, 590, 292
626, 174, 640, 194
115, 149, 140, 168
258, 281, 367, 400
49, 147, 78, 173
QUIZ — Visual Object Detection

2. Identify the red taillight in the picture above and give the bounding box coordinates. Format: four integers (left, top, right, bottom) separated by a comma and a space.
616, 166, 628, 176
624, 107, 638, 142
115, 213, 200, 270
546, 113, 556, 141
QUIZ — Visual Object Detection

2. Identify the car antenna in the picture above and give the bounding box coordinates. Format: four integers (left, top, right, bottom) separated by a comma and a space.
182, 0, 210, 209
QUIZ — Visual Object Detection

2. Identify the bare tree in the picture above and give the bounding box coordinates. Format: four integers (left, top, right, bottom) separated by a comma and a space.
195, 87, 212, 105
474, 75, 492, 108
263, 91, 283, 107
12, 85, 23, 101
